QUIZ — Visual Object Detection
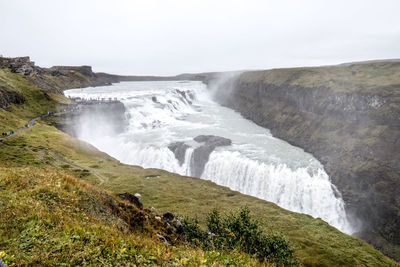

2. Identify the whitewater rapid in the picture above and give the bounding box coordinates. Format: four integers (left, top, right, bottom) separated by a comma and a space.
65, 81, 354, 234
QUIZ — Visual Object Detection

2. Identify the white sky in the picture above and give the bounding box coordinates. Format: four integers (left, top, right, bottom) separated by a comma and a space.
1, 0, 399, 75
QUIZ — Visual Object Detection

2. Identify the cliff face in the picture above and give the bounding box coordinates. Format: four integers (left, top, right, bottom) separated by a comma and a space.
0, 85, 25, 109
214, 61, 400, 260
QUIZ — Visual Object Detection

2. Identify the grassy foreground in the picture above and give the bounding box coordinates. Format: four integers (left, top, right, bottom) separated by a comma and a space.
0, 68, 398, 266
0, 167, 267, 266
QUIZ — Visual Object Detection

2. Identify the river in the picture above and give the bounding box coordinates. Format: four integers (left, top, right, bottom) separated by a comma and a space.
65, 80, 353, 234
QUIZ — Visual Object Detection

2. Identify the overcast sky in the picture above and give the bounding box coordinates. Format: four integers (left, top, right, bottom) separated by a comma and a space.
1, 0, 399, 75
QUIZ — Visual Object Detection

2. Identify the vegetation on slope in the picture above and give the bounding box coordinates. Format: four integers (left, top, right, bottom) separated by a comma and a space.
182, 208, 297, 265
0, 66, 398, 266
0, 167, 270, 266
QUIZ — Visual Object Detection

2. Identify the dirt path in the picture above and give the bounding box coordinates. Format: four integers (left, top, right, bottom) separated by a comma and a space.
0, 106, 78, 141
0, 114, 49, 140
0, 107, 64, 141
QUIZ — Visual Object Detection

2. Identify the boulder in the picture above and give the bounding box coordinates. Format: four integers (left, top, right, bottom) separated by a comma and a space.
193, 135, 232, 146
190, 135, 232, 177
162, 212, 183, 234
162, 212, 176, 222
168, 142, 190, 165
118, 192, 143, 209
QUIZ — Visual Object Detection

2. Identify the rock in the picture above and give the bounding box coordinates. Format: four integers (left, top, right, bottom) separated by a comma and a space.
161, 212, 183, 234
0, 56, 38, 76
156, 233, 169, 246
162, 212, 176, 222
117, 192, 143, 209
168, 142, 190, 165
174, 219, 183, 234
208, 232, 216, 237
175, 89, 193, 104
193, 135, 232, 146
190, 135, 232, 177
0, 86, 25, 109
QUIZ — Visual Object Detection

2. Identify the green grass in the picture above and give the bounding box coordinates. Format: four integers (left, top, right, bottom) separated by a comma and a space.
240, 61, 400, 93
0, 167, 264, 266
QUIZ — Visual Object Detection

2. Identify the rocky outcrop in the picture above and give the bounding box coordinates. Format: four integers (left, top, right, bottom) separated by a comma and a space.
168, 142, 190, 165
168, 135, 232, 177
191, 135, 232, 177
0, 56, 39, 76
0, 85, 25, 109
115, 193, 185, 246
28, 66, 121, 93
162, 212, 183, 234
118, 192, 143, 209
213, 61, 400, 260
0, 57, 122, 93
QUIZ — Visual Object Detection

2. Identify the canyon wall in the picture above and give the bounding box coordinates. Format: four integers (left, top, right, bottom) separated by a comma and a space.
213, 61, 400, 260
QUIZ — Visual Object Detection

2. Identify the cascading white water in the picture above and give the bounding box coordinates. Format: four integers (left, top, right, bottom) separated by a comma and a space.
65, 80, 354, 234
202, 151, 351, 232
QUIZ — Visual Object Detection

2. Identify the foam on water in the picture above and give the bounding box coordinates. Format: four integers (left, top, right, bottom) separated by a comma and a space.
65, 81, 354, 234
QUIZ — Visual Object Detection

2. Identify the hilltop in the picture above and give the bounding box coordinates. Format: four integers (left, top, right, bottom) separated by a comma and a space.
0, 57, 398, 266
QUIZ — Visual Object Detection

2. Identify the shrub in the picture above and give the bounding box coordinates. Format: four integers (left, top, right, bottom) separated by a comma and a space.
181, 217, 206, 247
181, 207, 298, 266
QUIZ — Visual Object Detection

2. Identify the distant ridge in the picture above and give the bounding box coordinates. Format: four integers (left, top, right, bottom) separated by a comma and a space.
339, 58, 400, 66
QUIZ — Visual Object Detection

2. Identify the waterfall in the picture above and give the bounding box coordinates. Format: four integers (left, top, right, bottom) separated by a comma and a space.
65, 80, 354, 234
201, 150, 352, 233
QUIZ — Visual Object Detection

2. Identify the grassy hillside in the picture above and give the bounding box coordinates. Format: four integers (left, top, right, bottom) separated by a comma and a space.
1, 167, 266, 266
0, 68, 398, 266
241, 61, 400, 93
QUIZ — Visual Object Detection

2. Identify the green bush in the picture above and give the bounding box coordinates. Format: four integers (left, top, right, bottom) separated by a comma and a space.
182, 207, 298, 266
181, 217, 206, 247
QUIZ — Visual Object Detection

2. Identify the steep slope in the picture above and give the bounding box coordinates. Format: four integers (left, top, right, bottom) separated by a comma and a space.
1, 167, 269, 266
213, 61, 400, 260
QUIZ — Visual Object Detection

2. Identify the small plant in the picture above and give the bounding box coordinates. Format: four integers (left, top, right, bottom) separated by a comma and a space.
0, 251, 14, 266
